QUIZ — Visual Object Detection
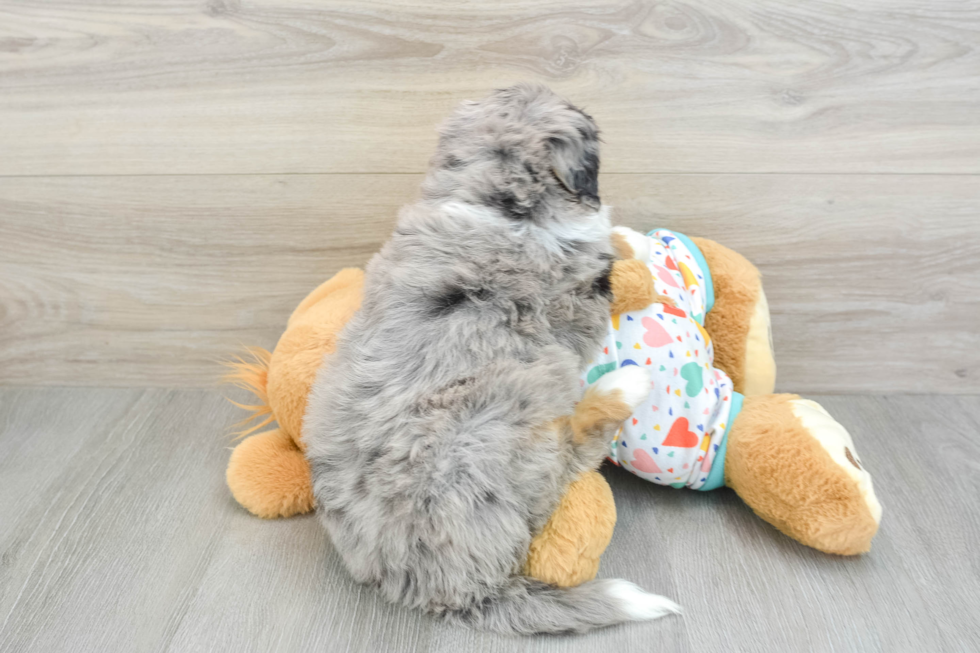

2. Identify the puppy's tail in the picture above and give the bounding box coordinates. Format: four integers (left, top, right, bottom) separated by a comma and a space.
444, 576, 680, 635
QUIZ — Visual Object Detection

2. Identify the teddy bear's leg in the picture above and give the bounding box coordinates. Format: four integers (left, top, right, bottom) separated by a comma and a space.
690, 237, 775, 396
524, 471, 617, 587
288, 268, 365, 326
269, 269, 366, 446
724, 394, 881, 555
522, 366, 652, 586
225, 269, 366, 519
226, 428, 315, 518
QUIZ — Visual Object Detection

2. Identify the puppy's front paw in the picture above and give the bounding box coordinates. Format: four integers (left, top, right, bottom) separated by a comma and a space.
595, 365, 651, 411
611, 226, 651, 261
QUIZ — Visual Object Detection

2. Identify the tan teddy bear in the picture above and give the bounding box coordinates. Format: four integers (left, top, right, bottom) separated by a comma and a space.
225, 230, 880, 590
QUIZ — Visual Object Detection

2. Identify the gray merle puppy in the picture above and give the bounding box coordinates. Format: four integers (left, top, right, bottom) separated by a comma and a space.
304, 84, 680, 635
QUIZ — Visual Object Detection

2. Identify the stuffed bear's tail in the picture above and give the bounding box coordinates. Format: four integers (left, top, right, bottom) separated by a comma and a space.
222, 347, 275, 438
444, 576, 680, 635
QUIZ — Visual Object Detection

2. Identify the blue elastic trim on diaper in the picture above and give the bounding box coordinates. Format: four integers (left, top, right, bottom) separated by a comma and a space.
698, 391, 743, 491
647, 229, 715, 318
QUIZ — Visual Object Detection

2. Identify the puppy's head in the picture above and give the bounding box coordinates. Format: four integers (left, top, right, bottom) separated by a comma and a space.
423, 84, 601, 222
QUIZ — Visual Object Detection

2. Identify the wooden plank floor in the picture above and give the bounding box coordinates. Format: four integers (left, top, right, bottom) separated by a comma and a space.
0, 388, 978, 652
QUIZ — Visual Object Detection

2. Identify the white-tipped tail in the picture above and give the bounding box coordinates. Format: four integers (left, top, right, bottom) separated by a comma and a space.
443, 576, 680, 635
606, 580, 682, 621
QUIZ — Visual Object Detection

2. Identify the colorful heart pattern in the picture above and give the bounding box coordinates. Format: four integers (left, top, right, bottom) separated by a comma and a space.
652, 265, 679, 288
680, 362, 703, 396
629, 448, 663, 474
580, 228, 738, 491
641, 317, 673, 347
662, 417, 699, 448
586, 361, 617, 384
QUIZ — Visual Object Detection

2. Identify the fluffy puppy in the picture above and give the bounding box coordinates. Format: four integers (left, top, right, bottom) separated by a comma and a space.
304, 84, 678, 635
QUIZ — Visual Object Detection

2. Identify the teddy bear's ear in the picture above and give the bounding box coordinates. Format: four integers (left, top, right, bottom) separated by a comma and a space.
550, 136, 601, 211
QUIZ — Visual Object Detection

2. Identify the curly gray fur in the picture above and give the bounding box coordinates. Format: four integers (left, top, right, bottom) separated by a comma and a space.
304, 84, 676, 635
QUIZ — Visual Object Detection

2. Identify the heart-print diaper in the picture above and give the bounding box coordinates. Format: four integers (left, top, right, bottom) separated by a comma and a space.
581, 230, 744, 491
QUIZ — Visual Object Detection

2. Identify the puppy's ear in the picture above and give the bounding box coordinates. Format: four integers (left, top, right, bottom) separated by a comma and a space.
550, 138, 600, 210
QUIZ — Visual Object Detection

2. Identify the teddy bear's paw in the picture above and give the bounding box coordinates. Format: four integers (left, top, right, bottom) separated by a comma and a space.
790, 399, 882, 526
227, 429, 315, 519
611, 226, 651, 261
524, 471, 616, 587
595, 365, 652, 411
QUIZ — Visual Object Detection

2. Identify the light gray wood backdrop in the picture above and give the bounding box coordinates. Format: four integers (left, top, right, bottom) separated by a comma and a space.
1, 0, 979, 391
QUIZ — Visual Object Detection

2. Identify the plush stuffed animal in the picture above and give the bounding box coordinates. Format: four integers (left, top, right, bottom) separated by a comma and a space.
590, 227, 881, 558
225, 227, 881, 589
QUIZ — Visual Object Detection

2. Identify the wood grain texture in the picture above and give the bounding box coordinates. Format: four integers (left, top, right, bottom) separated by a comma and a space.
0, 389, 978, 652
2, 174, 978, 392
607, 174, 980, 394
1, 0, 979, 175
0, 388, 235, 653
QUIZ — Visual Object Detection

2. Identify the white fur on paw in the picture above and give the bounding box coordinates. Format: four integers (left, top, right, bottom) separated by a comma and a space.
595, 365, 651, 410
606, 580, 682, 620
612, 226, 651, 261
